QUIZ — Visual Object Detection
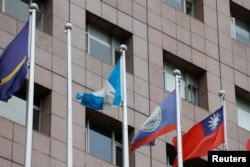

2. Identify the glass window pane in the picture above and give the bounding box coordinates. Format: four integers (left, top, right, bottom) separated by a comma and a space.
164, 0, 183, 12
33, 109, 40, 131
36, 10, 44, 30
0, 96, 26, 125
89, 121, 112, 163
115, 132, 122, 143
88, 26, 112, 64
5, 0, 29, 23
89, 38, 111, 64
235, 18, 250, 45
237, 99, 250, 131
165, 64, 186, 99
185, 0, 194, 16
116, 146, 123, 167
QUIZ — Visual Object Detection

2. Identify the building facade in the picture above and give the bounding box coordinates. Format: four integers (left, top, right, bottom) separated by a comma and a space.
0, 0, 250, 166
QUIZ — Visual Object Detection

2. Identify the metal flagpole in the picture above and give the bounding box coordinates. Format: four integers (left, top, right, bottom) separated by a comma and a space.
219, 90, 228, 151
120, 44, 129, 167
65, 23, 73, 167
24, 3, 37, 167
174, 69, 183, 167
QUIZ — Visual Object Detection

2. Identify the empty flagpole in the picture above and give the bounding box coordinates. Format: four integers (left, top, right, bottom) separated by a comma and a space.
174, 69, 183, 167
65, 23, 73, 167
24, 3, 37, 167
219, 90, 228, 151
120, 44, 129, 167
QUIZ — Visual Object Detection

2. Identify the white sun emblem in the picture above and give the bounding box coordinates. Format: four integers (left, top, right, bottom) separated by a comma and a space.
208, 112, 220, 131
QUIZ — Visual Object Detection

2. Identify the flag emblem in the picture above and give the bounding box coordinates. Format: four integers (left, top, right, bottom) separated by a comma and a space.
141, 106, 162, 132
208, 112, 221, 131
172, 106, 224, 165
130, 90, 177, 152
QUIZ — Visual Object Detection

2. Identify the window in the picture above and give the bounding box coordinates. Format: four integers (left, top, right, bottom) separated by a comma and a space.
85, 12, 132, 67
163, 0, 204, 22
0, 82, 51, 134
230, 1, 250, 46
163, 0, 194, 16
163, 50, 206, 108
237, 98, 250, 131
86, 25, 121, 65
86, 119, 123, 167
235, 86, 250, 131
231, 16, 250, 46
164, 62, 199, 105
0, 89, 42, 131
0, 0, 45, 31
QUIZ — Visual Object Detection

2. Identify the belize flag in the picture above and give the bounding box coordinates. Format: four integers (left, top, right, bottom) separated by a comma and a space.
0, 21, 29, 102
173, 106, 224, 165
76, 59, 121, 110
130, 90, 177, 152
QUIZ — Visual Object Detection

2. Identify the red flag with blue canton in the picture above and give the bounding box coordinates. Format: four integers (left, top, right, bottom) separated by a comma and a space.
130, 90, 177, 152
173, 106, 224, 166
0, 21, 29, 102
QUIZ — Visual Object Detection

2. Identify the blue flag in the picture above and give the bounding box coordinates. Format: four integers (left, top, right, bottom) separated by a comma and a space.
0, 21, 29, 102
130, 90, 177, 152
76, 60, 122, 110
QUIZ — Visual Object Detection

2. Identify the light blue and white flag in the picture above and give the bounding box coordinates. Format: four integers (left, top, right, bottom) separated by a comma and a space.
76, 60, 122, 110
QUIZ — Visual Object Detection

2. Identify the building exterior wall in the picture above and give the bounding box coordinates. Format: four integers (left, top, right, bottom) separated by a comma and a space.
0, 0, 250, 166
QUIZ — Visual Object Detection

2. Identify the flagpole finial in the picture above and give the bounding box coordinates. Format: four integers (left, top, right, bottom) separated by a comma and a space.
173, 69, 181, 76
218, 90, 226, 98
30, 3, 38, 10
65, 23, 73, 30
120, 44, 127, 51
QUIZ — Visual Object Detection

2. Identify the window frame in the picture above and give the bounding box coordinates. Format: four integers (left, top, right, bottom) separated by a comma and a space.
230, 1, 250, 46
0, 0, 45, 30
231, 15, 250, 46
236, 97, 250, 131
0, 90, 43, 132
163, 0, 194, 16
85, 24, 122, 66
164, 62, 199, 105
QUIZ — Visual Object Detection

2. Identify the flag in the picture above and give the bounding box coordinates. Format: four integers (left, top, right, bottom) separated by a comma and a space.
76, 59, 121, 110
130, 90, 177, 152
0, 21, 29, 102
246, 138, 250, 151
173, 106, 224, 166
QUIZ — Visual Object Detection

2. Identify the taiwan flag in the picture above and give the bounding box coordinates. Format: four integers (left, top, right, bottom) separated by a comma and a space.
130, 90, 177, 152
173, 106, 224, 166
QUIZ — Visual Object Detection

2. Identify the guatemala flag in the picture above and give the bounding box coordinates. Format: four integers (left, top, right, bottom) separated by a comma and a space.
76, 60, 122, 110
130, 90, 177, 152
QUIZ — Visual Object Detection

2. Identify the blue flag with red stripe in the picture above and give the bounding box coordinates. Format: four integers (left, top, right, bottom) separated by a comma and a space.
0, 21, 29, 102
130, 90, 177, 152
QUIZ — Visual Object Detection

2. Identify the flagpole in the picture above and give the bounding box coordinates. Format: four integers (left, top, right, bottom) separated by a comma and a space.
65, 23, 73, 167
174, 69, 183, 167
120, 44, 129, 167
219, 90, 228, 151
24, 3, 37, 167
